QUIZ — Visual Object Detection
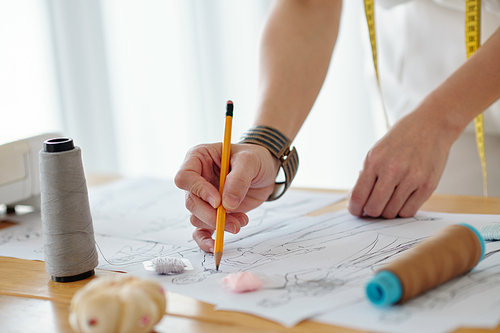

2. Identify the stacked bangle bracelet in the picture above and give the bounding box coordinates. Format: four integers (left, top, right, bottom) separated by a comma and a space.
239, 125, 299, 201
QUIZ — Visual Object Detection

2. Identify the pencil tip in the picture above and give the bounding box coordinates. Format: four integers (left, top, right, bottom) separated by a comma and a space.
215, 252, 222, 271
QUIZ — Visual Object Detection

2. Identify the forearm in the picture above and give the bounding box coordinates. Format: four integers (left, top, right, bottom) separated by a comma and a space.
254, 0, 342, 140
414, 26, 500, 144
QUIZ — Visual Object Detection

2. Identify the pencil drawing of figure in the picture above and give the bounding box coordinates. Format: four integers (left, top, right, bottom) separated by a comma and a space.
257, 234, 422, 308
171, 252, 221, 284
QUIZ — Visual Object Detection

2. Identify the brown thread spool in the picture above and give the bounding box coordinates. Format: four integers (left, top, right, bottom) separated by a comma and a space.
366, 224, 485, 306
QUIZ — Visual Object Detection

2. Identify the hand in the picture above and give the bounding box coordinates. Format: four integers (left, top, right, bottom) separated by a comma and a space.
348, 111, 455, 219
174, 143, 280, 252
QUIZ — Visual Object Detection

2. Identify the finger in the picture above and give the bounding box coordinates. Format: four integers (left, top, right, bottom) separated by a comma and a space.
175, 170, 220, 209
380, 182, 416, 219
192, 228, 215, 253
190, 214, 213, 230
185, 192, 217, 228
228, 212, 250, 229
362, 176, 398, 217
398, 182, 434, 218
175, 147, 221, 208
222, 152, 262, 210
190, 212, 248, 234
348, 169, 377, 216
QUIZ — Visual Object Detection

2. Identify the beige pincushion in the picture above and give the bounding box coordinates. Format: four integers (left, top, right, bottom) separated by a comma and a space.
69, 276, 166, 333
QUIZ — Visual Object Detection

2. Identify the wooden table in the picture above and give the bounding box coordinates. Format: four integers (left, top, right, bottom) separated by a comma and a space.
1, 183, 500, 333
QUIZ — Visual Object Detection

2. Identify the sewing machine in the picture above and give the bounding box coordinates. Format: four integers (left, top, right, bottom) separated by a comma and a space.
0, 133, 61, 211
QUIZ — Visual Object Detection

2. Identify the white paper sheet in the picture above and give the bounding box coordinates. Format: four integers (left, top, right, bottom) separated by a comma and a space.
1, 177, 500, 333
315, 240, 500, 333
88, 178, 346, 247
88, 177, 195, 247
128, 210, 500, 330
0, 211, 193, 273
0, 177, 345, 266
0, 212, 44, 260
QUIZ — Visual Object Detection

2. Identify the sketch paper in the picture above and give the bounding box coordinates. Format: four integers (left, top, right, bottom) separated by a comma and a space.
0, 210, 192, 273
88, 177, 346, 247
0, 212, 44, 261
315, 239, 500, 333
0, 177, 345, 266
89, 178, 195, 247
129, 209, 500, 331
2, 177, 500, 333
252, 188, 346, 215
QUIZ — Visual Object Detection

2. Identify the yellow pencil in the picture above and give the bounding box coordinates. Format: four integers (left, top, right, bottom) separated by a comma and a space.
214, 100, 233, 270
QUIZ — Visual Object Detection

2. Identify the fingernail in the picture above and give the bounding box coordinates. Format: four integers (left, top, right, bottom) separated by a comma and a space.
223, 194, 239, 210
238, 215, 248, 227
226, 223, 237, 234
207, 195, 217, 209
209, 247, 214, 253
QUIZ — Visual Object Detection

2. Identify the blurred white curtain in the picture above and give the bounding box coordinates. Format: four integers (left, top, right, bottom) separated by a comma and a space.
101, 0, 272, 179
0, 1, 59, 138
46, 0, 383, 190
45, 0, 119, 172
294, 1, 385, 189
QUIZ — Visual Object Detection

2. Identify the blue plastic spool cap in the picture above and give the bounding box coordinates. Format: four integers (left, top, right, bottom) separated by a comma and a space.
459, 223, 485, 261
366, 270, 402, 307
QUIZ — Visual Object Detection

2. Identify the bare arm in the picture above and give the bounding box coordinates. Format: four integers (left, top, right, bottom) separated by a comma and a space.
422, 25, 500, 133
349, 26, 500, 219
175, 0, 342, 252
254, 0, 342, 139
224, 0, 342, 207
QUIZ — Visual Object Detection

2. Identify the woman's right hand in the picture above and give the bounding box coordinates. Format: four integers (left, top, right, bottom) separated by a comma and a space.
174, 143, 280, 252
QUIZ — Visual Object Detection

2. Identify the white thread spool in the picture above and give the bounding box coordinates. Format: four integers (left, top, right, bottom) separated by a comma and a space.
152, 257, 186, 274
39, 138, 98, 282
481, 224, 500, 241
143, 257, 192, 275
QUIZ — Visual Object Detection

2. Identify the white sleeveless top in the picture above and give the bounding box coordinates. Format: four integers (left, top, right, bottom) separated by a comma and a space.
374, 0, 500, 195
377, 0, 500, 133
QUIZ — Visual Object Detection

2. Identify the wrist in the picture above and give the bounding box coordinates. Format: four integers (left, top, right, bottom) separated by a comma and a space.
414, 94, 469, 144
239, 125, 299, 201
266, 147, 282, 177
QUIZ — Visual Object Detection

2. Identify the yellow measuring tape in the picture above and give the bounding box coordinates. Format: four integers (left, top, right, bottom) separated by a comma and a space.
364, 0, 390, 130
364, 0, 488, 196
466, 0, 488, 196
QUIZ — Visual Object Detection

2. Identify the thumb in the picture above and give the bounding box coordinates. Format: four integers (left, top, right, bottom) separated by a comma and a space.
222, 153, 260, 211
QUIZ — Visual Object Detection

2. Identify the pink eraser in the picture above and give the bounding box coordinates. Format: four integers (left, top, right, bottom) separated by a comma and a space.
224, 272, 263, 293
